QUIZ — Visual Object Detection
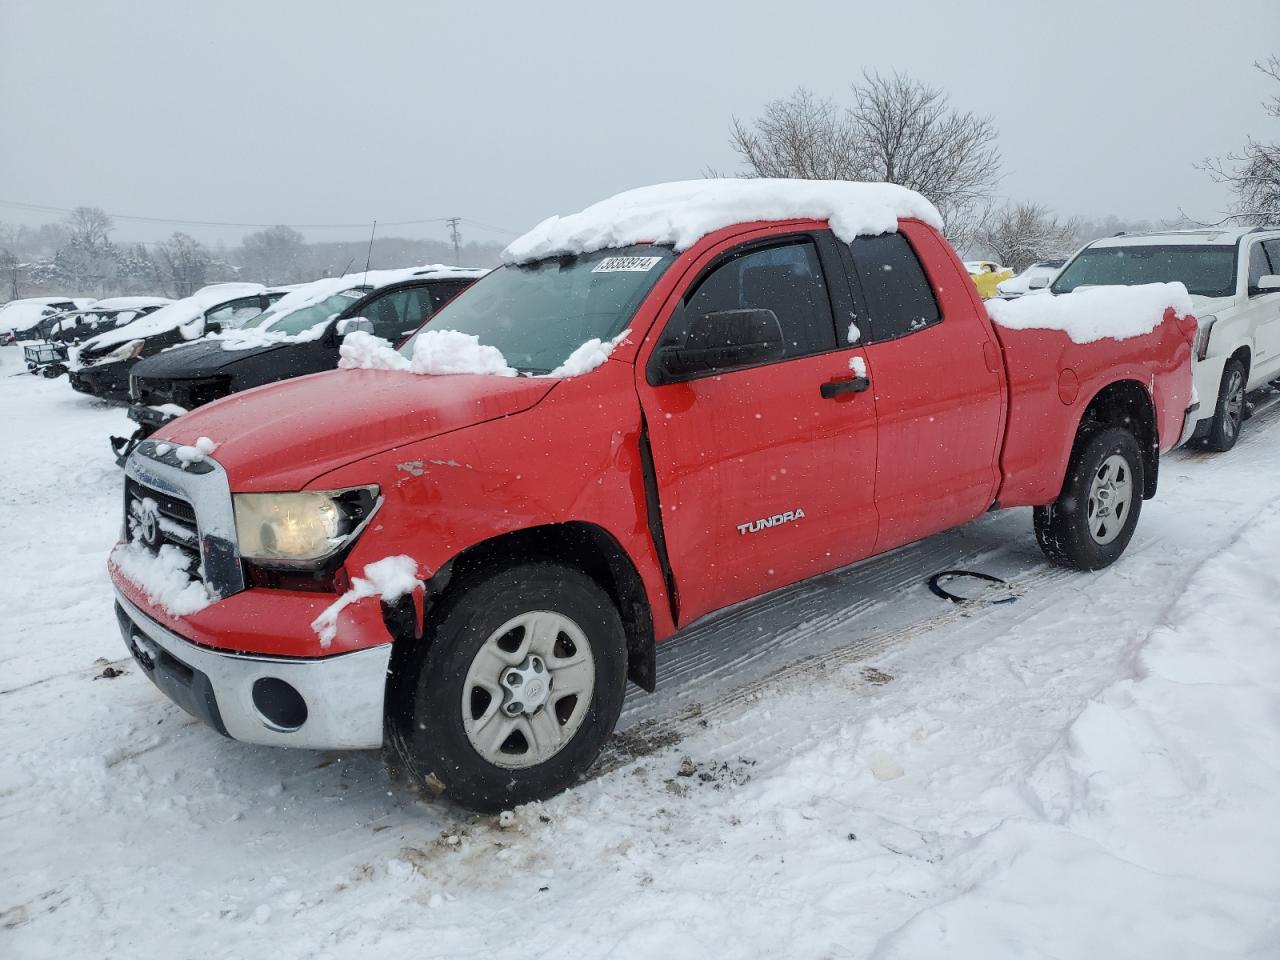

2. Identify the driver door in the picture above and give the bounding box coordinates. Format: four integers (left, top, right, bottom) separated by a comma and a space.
637, 233, 879, 625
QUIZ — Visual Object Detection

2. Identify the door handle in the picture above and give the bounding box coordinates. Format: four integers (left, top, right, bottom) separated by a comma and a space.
820, 376, 870, 399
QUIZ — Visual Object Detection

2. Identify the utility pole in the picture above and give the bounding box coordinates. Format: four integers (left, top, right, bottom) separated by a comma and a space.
446, 217, 462, 265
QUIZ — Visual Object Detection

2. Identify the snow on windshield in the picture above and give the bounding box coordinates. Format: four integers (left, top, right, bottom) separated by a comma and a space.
503, 178, 943, 263
987, 281, 1194, 343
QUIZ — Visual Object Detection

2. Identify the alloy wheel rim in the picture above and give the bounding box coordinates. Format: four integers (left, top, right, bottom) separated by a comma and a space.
1087, 453, 1134, 545
461, 610, 595, 769
1224, 370, 1244, 438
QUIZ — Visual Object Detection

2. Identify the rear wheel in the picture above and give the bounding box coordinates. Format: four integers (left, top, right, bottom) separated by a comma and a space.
390, 561, 627, 811
1035, 426, 1143, 571
1201, 358, 1247, 452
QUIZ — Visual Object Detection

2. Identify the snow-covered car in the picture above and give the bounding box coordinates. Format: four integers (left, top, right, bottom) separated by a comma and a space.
69, 284, 281, 402
964, 260, 1014, 299
120, 266, 485, 447
0, 296, 95, 344
23, 297, 174, 378
1050, 227, 1280, 450
46, 297, 174, 345
996, 259, 1066, 299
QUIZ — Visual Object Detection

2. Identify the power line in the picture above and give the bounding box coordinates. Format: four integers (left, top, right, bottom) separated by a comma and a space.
0, 198, 522, 235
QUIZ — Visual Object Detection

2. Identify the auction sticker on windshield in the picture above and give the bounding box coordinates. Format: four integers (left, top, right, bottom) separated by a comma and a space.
592, 256, 663, 273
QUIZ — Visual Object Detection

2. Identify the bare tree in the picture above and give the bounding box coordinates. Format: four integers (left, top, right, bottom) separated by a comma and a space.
1202, 56, 1280, 225
729, 88, 863, 181
153, 232, 212, 298
729, 72, 1002, 245
976, 202, 1078, 273
239, 224, 306, 284
65, 206, 114, 247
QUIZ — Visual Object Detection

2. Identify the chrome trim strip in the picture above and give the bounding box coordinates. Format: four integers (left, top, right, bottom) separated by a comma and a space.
125, 439, 245, 598
116, 589, 390, 750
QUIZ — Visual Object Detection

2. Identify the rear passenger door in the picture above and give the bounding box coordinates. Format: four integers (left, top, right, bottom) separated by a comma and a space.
638, 233, 879, 624
840, 223, 1005, 552
1245, 239, 1280, 382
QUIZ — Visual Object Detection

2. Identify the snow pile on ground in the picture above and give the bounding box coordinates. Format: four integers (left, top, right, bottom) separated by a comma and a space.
339, 330, 518, 377
880, 504, 1280, 956
109, 541, 211, 616
547, 328, 630, 377
82, 283, 266, 352
503, 179, 943, 263
987, 281, 1193, 343
312, 555, 422, 647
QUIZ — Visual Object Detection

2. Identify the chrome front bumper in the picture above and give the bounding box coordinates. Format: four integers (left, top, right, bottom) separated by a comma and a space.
115, 589, 391, 750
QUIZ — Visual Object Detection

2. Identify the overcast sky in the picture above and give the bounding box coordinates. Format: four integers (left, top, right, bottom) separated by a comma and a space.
2, 0, 1277, 248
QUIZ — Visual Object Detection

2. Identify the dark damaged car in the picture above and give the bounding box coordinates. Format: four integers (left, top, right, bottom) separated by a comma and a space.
70, 283, 282, 403
122, 266, 484, 443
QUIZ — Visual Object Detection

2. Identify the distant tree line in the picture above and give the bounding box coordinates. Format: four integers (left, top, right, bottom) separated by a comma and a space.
0, 212, 504, 301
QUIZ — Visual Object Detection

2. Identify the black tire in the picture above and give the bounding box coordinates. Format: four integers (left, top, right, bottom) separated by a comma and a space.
1034, 426, 1144, 571
1201, 357, 1247, 452
389, 561, 628, 812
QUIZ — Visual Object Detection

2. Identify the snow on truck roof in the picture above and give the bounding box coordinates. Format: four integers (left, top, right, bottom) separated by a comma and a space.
502, 178, 944, 264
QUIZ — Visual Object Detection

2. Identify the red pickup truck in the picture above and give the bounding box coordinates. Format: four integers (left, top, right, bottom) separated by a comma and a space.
110, 180, 1195, 810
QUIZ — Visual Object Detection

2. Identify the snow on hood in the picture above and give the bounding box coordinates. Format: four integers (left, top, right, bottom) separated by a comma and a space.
83, 283, 266, 352
987, 282, 1194, 344
90, 296, 173, 311
340, 330, 517, 376
339, 327, 630, 379
502, 178, 943, 264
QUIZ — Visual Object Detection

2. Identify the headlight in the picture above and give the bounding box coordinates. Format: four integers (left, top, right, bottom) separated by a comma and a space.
233, 486, 379, 566
99, 339, 145, 364
1194, 314, 1217, 361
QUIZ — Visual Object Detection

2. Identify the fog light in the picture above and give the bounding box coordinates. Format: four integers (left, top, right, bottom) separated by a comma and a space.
252, 677, 308, 731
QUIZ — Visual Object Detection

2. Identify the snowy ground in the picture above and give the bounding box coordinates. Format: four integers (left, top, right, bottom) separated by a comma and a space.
2, 343, 1278, 959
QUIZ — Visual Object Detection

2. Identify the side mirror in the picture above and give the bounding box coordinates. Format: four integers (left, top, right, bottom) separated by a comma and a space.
1028, 275, 1050, 290
657, 308, 786, 381
1252, 275, 1280, 295
336, 316, 374, 337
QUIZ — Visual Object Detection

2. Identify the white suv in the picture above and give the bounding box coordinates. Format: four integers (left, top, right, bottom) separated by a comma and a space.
1050, 227, 1280, 450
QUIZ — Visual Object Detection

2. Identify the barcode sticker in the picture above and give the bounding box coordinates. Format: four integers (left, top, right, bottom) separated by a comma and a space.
592, 256, 663, 273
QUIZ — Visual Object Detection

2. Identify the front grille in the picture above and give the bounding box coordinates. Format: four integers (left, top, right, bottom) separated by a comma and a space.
125, 476, 204, 582
137, 376, 231, 412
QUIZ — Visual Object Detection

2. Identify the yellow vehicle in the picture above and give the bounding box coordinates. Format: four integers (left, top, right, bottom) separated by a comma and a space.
965, 260, 1015, 299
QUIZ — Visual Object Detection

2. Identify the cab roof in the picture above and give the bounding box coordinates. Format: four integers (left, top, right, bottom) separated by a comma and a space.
1091, 226, 1280, 249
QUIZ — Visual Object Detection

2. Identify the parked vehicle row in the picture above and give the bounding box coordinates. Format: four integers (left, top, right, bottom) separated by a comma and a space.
0, 296, 95, 344
23, 297, 174, 377
106, 179, 1198, 812
68, 283, 284, 404
120, 264, 484, 456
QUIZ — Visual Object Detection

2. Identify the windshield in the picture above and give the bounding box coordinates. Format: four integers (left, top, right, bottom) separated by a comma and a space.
396, 245, 675, 374
1052, 245, 1236, 298
248, 289, 368, 335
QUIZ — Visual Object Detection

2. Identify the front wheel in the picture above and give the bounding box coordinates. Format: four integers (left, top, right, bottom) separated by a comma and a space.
1035, 426, 1144, 571
390, 561, 628, 811
1201, 358, 1247, 452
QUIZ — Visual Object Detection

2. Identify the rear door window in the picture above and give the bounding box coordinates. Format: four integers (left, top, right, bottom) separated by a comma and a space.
843, 233, 941, 343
